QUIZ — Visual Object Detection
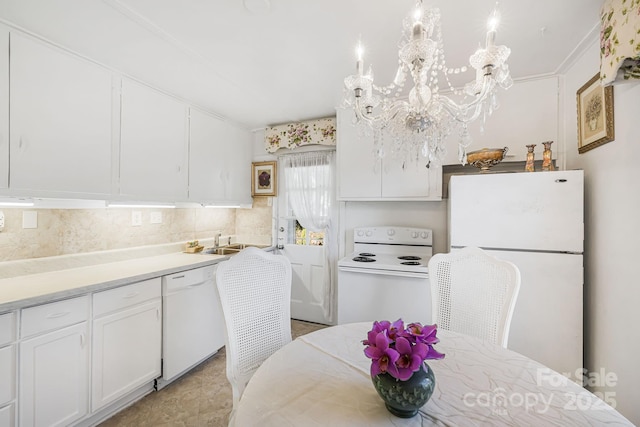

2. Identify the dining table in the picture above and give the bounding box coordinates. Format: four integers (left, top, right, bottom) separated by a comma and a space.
233, 322, 633, 426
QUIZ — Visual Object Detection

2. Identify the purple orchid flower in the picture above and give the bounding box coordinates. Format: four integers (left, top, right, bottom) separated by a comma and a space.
363, 331, 400, 378
394, 336, 428, 380
406, 322, 440, 346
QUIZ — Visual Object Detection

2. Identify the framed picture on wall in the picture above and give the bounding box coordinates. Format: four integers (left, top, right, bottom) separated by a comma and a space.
577, 73, 614, 153
251, 161, 277, 197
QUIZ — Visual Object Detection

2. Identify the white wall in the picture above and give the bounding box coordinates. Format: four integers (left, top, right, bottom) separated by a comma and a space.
562, 38, 640, 424
339, 201, 448, 256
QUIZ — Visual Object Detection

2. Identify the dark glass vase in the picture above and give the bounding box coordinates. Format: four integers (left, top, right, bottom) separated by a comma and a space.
371, 362, 436, 418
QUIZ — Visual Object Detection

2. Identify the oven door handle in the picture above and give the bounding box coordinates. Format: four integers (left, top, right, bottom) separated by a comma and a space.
338, 266, 429, 279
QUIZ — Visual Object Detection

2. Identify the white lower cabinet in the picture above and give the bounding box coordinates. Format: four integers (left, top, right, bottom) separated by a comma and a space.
0, 311, 16, 427
19, 297, 90, 427
91, 278, 161, 412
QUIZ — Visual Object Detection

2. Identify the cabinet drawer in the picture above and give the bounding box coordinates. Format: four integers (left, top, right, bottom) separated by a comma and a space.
162, 266, 215, 293
0, 345, 14, 405
93, 278, 161, 317
21, 296, 89, 339
0, 312, 15, 346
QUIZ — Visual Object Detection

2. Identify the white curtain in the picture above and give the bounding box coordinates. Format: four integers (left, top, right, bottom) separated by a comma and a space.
280, 150, 338, 321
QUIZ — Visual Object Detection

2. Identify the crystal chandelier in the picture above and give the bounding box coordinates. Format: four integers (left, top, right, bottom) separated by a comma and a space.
342, 1, 513, 166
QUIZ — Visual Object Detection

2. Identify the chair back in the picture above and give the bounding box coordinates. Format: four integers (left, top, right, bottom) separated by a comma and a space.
427, 247, 521, 348
216, 247, 292, 412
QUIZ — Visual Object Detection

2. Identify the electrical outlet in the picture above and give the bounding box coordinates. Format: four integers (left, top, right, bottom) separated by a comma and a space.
22, 211, 38, 229
132, 211, 142, 227
150, 211, 162, 224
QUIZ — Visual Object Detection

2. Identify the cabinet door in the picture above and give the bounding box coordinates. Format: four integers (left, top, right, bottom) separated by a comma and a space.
226, 125, 252, 205
120, 79, 188, 201
336, 109, 381, 200
0, 27, 8, 190
0, 403, 14, 427
19, 322, 89, 427
91, 299, 161, 411
188, 108, 230, 202
9, 33, 113, 196
381, 157, 442, 200
0, 345, 14, 406
188, 109, 251, 205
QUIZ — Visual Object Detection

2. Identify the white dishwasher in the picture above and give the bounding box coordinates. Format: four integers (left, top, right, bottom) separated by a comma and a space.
160, 265, 225, 387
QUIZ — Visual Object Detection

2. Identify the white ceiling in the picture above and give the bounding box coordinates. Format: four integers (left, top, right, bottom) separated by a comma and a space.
0, 0, 602, 130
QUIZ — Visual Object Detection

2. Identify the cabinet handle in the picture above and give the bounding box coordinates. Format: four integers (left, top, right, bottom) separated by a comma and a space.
46, 311, 70, 319
123, 292, 140, 299
156, 308, 160, 320
171, 275, 185, 280
80, 333, 85, 348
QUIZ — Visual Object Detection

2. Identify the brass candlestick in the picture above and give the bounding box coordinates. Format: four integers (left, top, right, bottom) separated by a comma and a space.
525, 144, 536, 172
542, 141, 555, 171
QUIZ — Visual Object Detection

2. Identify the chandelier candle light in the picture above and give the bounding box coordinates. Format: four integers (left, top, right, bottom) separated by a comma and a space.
343, 1, 513, 166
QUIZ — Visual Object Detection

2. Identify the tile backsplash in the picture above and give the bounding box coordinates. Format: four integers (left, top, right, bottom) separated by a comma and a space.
0, 197, 274, 262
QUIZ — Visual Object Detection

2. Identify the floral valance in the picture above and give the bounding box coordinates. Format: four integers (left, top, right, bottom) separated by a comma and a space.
265, 117, 336, 153
600, 0, 640, 85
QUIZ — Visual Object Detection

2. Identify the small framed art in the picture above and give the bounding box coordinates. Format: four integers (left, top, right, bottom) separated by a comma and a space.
251, 161, 277, 197
577, 73, 614, 154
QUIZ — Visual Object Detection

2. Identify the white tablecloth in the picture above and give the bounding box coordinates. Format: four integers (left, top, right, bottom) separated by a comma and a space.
234, 323, 632, 426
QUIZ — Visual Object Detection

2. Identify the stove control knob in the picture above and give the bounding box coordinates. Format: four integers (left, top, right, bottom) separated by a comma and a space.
356, 230, 364, 237
387, 229, 395, 236
420, 231, 429, 239
411, 231, 419, 238
365, 230, 373, 237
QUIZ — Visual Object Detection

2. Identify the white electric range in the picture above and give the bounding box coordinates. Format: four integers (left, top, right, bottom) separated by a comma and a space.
337, 226, 433, 325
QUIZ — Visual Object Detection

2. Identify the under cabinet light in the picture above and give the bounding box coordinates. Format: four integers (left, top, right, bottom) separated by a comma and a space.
0, 198, 35, 207
0, 201, 35, 207
108, 203, 176, 209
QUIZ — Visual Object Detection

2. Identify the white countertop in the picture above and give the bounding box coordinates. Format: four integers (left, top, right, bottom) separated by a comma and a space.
0, 252, 228, 312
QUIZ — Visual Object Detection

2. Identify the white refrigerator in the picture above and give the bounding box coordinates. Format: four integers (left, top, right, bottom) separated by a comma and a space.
448, 170, 583, 377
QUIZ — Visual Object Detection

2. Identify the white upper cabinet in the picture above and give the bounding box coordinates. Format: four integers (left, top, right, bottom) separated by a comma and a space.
226, 124, 252, 205
120, 79, 188, 202
337, 108, 442, 201
188, 108, 229, 203
0, 27, 8, 190
188, 108, 251, 205
9, 32, 114, 196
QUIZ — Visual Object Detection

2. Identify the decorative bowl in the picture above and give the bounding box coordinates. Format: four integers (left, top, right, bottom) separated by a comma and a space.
467, 147, 508, 172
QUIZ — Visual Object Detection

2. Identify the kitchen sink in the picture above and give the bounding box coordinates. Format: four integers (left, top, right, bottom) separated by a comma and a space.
201, 243, 269, 256
226, 243, 269, 250
201, 247, 241, 255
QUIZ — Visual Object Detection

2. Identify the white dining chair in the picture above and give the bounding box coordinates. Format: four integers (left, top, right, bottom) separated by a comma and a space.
215, 247, 292, 423
427, 246, 521, 348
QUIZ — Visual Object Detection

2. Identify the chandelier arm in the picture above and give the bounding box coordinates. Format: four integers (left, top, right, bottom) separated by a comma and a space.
438, 75, 496, 122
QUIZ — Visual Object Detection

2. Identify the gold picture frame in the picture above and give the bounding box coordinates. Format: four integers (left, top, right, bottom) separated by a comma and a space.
577, 73, 614, 153
251, 161, 277, 197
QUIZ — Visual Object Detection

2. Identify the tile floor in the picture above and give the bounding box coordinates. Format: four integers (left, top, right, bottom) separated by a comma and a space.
98, 319, 328, 427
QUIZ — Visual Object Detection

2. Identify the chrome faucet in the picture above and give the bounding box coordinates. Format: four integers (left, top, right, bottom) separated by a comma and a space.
214, 231, 222, 248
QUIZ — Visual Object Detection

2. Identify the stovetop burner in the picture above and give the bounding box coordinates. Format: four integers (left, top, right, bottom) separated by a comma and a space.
353, 256, 376, 262
400, 261, 422, 266
398, 256, 421, 261
359, 252, 376, 257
